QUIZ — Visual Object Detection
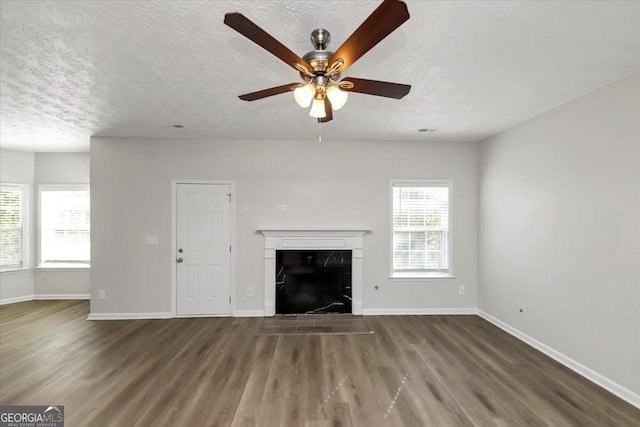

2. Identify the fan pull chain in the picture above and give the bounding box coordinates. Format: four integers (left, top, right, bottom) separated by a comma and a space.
318, 121, 322, 142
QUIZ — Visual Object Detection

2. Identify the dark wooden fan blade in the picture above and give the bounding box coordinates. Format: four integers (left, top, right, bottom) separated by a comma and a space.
340, 77, 410, 99
318, 98, 333, 123
224, 12, 312, 73
238, 83, 301, 101
328, 0, 409, 73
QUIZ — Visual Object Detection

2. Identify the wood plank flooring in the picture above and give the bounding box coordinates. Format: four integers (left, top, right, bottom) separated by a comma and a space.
1, 301, 638, 426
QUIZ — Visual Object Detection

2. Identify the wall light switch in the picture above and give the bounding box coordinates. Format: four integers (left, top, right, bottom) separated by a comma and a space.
97, 289, 105, 299
145, 236, 159, 245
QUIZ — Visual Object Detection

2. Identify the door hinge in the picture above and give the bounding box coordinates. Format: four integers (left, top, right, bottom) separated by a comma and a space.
229, 296, 231, 304
227, 193, 231, 202
229, 245, 231, 253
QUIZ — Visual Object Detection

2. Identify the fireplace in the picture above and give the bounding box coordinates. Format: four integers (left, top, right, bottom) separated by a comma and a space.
259, 230, 367, 316
276, 250, 352, 314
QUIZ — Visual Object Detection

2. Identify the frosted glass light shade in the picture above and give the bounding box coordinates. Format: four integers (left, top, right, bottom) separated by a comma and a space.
294, 83, 315, 108
309, 98, 326, 118
326, 86, 348, 110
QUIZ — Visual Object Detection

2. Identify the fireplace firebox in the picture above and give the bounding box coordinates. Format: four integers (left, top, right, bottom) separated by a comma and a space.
276, 250, 352, 314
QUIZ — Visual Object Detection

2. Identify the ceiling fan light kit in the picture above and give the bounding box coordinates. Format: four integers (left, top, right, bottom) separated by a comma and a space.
326, 86, 348, 110
293, 83, 315, 108
223, 0, 412, 124
309, 98, 327, 119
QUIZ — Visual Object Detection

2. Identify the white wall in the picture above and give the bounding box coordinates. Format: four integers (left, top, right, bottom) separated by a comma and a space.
33, 153, 91, 296
35, 152, 89, 183
0, 149, 35, 303
478, 73, 640, 400
90, 139, 478, 316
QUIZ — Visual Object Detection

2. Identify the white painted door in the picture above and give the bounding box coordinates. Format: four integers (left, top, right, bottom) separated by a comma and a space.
176, 183, 231, 316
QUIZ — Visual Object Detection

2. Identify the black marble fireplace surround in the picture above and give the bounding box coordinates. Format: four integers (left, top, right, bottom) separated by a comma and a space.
275, 250, 352, 315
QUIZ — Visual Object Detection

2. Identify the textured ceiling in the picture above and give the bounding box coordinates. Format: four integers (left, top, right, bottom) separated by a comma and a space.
1, 0, 640, 152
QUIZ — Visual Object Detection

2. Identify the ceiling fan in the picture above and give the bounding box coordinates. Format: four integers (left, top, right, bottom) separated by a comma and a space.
223, 0, 411, 123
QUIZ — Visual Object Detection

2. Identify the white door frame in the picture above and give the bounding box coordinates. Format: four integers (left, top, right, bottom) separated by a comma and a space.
171, 179, 236, 317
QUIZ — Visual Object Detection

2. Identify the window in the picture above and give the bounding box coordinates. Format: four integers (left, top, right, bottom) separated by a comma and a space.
39, 185, 90, 266
391, 180, 451, 278
1, 183, 27, 271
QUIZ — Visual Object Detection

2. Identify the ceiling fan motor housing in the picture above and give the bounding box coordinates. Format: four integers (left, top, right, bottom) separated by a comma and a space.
300, 29, 341, 83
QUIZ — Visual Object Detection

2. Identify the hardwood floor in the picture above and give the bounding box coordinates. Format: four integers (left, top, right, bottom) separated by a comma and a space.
1, 301, 638, 426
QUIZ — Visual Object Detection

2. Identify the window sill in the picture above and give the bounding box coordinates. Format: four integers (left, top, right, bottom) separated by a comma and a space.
1, 268, 30, 275
390, 273, 455, 281
37, 264, 90, 271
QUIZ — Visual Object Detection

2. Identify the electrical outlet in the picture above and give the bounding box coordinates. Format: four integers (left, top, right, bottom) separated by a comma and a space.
458, 286, 465, 295
97, 289, 105, 299
247, 287, 253, 297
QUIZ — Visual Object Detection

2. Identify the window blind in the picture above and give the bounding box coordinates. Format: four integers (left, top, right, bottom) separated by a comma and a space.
392, 183, 449, 272
40, 187, 90, 263
0, 184, 25, 270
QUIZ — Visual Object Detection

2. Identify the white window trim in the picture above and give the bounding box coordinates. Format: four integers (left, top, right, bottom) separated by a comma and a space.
0, 182, 28, 273
389, 179, 454, 280
38, 183, 90, 268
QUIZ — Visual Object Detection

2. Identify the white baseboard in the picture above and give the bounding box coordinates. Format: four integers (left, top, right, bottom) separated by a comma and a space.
89, 310, 266, 319
0, 295, 34, 305
1, 294, 90, 305
478, 310, 640, 409
33, 294, 90, 300
363, 307, 477, 315
87, 312, 172, 320
175, 314, 230, 318
233, 310, 265, 317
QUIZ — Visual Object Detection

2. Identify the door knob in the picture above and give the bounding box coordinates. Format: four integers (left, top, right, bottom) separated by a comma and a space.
176, 257, 183, 263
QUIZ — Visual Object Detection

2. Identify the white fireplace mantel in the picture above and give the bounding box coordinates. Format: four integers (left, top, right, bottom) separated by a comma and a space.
259, 229, 369, 316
